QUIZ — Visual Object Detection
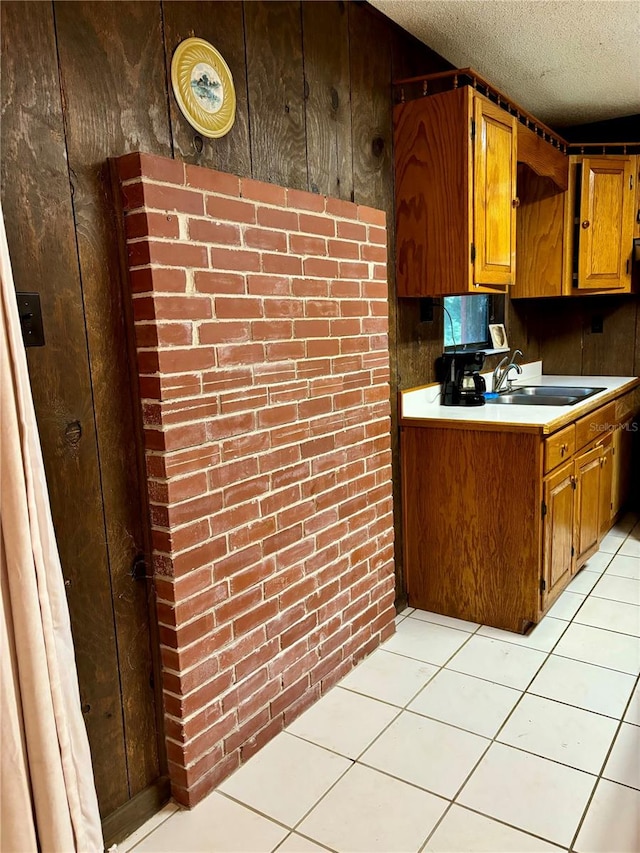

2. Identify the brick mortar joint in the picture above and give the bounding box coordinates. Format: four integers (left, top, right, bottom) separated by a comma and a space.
121, 173, 386, 224
160, 624, 392, 749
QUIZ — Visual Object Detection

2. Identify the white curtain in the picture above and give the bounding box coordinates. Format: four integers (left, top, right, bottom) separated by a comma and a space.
0, 206, 103, 852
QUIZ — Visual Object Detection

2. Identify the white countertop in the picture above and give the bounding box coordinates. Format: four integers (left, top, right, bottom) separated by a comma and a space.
400, 361, 638, 432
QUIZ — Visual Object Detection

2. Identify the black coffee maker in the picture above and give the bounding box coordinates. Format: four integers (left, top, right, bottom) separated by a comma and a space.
439, 351, 486, 406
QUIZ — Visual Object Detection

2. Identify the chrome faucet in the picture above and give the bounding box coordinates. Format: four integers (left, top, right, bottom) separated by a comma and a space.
492, 349, 524, 393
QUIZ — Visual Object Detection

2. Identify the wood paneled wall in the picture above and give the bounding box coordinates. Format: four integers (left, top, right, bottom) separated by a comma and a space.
513, 295, 640, 378
3, 1, 634, 822
0, 0, 448, 822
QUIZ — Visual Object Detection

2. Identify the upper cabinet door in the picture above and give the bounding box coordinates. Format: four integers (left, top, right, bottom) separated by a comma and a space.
473, 95, 517, 287
577, 156, 635, 290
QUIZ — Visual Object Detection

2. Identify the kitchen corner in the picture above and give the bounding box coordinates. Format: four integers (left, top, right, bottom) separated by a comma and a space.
399, 362, 640, 634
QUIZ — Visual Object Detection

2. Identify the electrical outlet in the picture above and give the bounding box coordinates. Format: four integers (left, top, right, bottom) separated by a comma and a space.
419, 297, 434, 322
16, 292, 45, 347
591, 315, 603, 334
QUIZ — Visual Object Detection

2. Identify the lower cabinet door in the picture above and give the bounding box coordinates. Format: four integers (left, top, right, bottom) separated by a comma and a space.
542, 460, 575, 609
575, 444, 603, 565
612, 418, 634, 519
598, 434, 614, 537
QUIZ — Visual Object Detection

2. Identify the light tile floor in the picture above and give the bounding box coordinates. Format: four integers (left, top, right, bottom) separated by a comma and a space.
121, 514, 640, 853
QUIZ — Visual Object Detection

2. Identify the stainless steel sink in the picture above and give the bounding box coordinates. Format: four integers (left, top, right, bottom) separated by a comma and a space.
489, 394, 576, 406
510, 386, 606, 399
487, 386, 606, 406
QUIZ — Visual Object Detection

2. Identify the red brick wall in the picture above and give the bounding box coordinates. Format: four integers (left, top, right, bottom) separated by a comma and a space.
115, 151, 396, 806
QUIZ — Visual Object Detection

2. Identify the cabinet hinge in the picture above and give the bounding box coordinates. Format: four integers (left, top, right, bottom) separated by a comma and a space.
540, 578, 546, 593
571, 545, 575, 557
572, 479, 577, 490
470, 117, 476, 140
470, 243, 476, 263
541, 500, 547, 518
636, 208, 640, 225
630, 174, 634, 191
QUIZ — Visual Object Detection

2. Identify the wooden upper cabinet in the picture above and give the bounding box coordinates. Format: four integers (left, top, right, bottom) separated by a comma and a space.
473, 96, 517, 287
514, 153, 637, 299
394, 87, 517, 296
576, 156, 635, 290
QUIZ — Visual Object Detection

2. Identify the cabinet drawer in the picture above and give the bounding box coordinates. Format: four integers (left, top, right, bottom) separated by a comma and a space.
545, 425, 575, 473
575, 403, 616, 450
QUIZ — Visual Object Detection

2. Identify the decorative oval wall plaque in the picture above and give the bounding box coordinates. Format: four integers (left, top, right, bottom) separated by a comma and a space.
171, 37, 236, 138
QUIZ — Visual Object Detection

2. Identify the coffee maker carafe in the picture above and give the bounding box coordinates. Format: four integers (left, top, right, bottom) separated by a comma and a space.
439, 351, 486, 406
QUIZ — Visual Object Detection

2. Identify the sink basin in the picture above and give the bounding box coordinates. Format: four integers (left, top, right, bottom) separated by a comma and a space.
510, 385, 606, 399
489, 394, 577, 406
487, 386, 606, 406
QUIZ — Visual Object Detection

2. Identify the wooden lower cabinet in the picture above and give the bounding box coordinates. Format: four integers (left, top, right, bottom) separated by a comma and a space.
574, 443, 603, 565
401, 426, 542, 633
401, 388, 638, 633
542, 461, 575, 610
612, 417, 634, 519
599, 433, 614, 536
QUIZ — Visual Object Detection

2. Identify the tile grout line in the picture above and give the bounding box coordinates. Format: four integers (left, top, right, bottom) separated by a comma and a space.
420, 803, 571, 853
567, 669, 640, 852
420, 532, 637, 851
124, 806, 179, 852
302, 607, 637, 796
269, 621, 484, 849
282, 626, 480, 845
418, 612, 574, 851
362, 618, 566, 851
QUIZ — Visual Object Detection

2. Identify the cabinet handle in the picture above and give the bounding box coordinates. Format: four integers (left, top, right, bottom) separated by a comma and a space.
581, 220, 590, 229
512, 197, 520, 209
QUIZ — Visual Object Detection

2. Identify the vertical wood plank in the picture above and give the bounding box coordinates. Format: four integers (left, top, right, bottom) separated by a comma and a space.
244, 0, 307, 189
301, 0, 353, 200
524, 296, 639, 378
54, 0, 170, 800
528, 300, 584, 375
348, 2, 407, 597
396, 302, 445, 390
390, 18, 450, 81
349, 3, 393, 214
507, 298, 541, 362
390, 22, 450, 395
163, 0, 251, 176
0, 0, 129, 815
581, 297, 637, 376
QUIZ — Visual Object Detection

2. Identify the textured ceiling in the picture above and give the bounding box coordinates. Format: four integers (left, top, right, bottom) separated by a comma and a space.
369, 0, 640, 127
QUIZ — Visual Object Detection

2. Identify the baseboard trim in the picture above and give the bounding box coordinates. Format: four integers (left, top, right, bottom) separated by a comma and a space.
102, 776, 172, 849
